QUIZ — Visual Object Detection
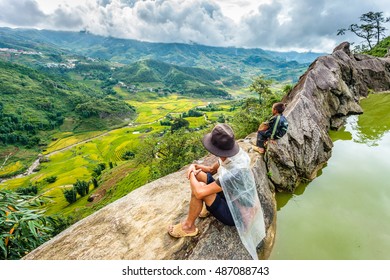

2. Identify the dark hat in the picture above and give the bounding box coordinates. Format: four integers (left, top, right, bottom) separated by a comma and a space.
202, 124, 240, 157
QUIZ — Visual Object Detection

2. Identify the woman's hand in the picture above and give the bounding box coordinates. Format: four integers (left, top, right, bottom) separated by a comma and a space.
187, 164, 197, 179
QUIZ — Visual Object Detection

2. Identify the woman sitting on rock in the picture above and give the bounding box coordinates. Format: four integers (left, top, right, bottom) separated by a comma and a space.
168, 123, 266, 260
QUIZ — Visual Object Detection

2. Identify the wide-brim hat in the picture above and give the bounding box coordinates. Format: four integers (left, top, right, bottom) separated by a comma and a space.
202, 124, 240, 157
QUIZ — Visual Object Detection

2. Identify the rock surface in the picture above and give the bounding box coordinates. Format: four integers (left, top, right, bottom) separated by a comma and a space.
266, 42, 390, 192
24, 140, 276, 260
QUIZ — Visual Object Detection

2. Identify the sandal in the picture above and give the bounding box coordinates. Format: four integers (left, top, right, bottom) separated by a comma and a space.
252, 146, 265, 154
168, 223, 199, 238
199, 202, 210, 218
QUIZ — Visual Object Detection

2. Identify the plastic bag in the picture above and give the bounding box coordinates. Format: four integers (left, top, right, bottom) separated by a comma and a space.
218, 148, 266, 259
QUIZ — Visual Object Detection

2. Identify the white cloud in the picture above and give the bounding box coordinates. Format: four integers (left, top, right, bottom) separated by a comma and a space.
0, 0, 389, 52
215, 0, 271, 23
235, 0, 390, 52
0, 0, 47, 26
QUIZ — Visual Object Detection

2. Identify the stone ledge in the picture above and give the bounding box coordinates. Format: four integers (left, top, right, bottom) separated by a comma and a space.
24, 140, 276, 260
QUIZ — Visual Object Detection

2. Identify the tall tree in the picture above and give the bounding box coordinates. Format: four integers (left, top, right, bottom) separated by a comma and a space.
337, 11, 390, 50
248, 75, 273, 104
135, 128, 205, 179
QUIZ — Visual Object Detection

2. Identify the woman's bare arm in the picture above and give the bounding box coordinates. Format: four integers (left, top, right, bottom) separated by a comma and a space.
188, 171, 222, 199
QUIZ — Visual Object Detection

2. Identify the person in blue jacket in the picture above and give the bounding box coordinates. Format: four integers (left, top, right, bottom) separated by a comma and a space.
255, 102, 288, 154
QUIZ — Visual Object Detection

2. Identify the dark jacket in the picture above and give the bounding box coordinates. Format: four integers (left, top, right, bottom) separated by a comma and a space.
264, 114, 288, 140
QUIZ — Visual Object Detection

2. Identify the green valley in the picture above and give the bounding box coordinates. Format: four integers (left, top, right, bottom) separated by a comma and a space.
0, 60, 136, 177
0, 28, 317, 255
0, 57, 240, 222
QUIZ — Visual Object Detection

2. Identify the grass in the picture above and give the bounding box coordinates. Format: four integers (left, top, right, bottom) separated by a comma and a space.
0, 147, 39, 179
0, 175, 33, 190
45, 184, 95, 218
0, 161, 24, 178
114, 89, 209, 123
186, 116, 208, 128
0, 94, 237, 221
130, 94, 207, 123
99, 165, 150, 205
44, 130, 106, 154
46, 162, 150, 219
59, 118, 78, 131
204, 108, 237, 122
0, 122, 158, 217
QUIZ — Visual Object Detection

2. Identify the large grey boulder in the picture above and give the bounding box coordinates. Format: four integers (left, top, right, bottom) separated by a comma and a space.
24, 141, 276, 260
266, 42, 390, 192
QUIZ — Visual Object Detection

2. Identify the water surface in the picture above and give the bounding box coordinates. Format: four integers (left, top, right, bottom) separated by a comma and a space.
270, 93, 390, 259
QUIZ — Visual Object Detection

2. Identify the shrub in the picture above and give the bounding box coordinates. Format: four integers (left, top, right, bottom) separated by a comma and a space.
135, 128, 207, 179
217, 114, 226, 123
92, 163, 107, 177
45, 176, 57, 184
15, 185, 38, 196
47, 215, 74, 237
182, 109, 203, 118
73, 180, 90, 197
121, 151, 135, 160
0, 190, 56, 259
160, 120, 172, 126
231, 93, 283, 139
91, 177, 99, 189
171, 118, 189, 132
63, 188, 77, 204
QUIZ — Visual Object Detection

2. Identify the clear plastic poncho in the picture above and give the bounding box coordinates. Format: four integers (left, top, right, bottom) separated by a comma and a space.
218, 148, 266, 260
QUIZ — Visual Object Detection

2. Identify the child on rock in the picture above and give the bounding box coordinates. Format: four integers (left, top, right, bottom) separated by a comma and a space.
255, 102, 288, 154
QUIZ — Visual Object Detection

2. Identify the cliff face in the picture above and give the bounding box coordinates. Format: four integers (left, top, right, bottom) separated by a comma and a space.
266, 42, 390, 192
24, 42, 390, 260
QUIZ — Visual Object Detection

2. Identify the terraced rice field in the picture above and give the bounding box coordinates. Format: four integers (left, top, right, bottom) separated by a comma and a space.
0, 95, 235, 218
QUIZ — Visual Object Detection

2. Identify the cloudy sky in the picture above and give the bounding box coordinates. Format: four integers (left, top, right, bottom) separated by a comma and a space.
0, 0, 389, 53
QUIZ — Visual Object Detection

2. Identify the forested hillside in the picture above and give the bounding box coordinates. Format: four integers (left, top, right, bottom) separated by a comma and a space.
0, 60, 136, 148
111, 59, 232, 98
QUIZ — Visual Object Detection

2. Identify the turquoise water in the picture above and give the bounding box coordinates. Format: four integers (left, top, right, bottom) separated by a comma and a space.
269, 93, 390, 259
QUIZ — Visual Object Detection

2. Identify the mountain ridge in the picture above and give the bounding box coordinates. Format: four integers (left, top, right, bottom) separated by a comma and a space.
0, 27, 324, 82
0, 27, 323, 62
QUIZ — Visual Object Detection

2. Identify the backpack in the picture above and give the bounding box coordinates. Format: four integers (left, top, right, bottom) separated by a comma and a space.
271, 115, 288, 139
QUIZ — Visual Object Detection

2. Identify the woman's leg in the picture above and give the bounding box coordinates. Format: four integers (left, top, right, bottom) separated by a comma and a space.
172, 171, 216, 234
180, 192, 216, 233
